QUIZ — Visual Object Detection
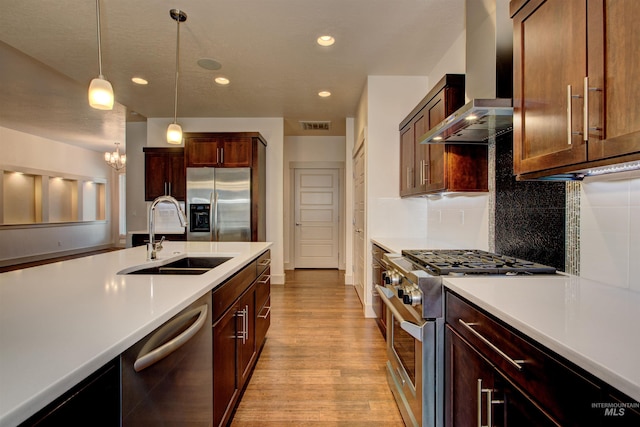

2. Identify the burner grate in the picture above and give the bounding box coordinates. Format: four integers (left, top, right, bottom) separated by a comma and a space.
401, 249, 556, 275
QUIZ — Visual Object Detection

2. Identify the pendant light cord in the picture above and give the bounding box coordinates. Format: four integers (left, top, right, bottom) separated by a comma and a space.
173, 12, 181, 124
95, 0, 104, 78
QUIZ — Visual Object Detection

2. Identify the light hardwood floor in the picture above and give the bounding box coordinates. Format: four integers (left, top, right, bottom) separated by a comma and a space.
231, 269, 404, 426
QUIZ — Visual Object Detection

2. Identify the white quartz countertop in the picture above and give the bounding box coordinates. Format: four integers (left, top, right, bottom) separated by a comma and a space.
444, 275, 640, 403
0, 241, 271, 427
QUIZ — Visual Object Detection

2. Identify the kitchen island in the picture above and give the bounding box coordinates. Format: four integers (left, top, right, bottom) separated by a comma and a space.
0, 241, 271, 427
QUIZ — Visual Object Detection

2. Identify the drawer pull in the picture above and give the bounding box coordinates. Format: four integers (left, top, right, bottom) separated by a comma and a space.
459, 319, 525, 371
258, 306, 271, 319
258, 258, 271, 267
257, 274, 270, 284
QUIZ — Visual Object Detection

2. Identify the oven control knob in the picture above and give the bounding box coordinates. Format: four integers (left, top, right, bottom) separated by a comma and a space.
397, 287, 405, 298
403, 290, 422, 306
385, 271, 401, 286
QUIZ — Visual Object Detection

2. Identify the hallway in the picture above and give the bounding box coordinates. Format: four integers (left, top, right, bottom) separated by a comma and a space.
231, 269, 404, 426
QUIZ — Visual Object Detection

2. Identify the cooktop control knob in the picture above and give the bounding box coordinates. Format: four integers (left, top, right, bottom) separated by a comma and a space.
385, 271, 401, 286
403, 290, 422, 306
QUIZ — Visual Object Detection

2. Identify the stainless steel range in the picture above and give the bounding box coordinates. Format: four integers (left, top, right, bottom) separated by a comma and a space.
376, 249, 556, 427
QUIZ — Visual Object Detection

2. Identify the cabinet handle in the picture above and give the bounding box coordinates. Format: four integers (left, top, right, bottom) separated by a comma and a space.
216, 147, 220, 164
258, 259, 271, 267
258, 305, 271, 319
477, 379, 492, 427
567, 84, 584, 145
422, 160, 429, 185
406, 167, 411, 189
220, 147, 224, 164
458, 319, 525, 371
168, 182, 172, 196
583, 77, 589, 143
134, 304, 208, 372
236, 306, 248, 344
257, 274, 270, 284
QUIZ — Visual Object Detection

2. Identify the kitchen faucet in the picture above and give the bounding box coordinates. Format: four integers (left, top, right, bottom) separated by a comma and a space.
148, 195, 188, 260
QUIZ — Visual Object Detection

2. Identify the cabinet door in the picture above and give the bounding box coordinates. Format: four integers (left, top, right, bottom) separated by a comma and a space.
236, 286, 256, 389
512, 0, 588, 175
587, 0, 640, 160
212, 305, 239, 427
220, 137, 252, 167
425, 93, 446, 192
498, 375, 558, 427
169, 152, 185, 200
186, 137, 221, 167
399, 125, 415, 196
145, 153, 169, 201
413, 114, 430, 193
446, 326, 497, 427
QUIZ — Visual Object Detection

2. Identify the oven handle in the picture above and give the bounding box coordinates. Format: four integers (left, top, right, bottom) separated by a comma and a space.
376, 285, 424, 342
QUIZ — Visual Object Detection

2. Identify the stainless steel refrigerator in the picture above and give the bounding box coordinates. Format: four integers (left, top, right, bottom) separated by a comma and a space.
186, 168, 252, 241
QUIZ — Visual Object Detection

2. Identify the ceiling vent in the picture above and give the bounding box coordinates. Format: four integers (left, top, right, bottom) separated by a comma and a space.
299, 120, 331, 131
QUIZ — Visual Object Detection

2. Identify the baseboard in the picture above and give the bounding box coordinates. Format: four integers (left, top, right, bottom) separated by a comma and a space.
270, 273, 286, 285
344, 273, 353, 285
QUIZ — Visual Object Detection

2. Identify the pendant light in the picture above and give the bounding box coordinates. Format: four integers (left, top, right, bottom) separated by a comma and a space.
104, 142, 126, 171
167, 9, 187, 144
88, 0, 114, 110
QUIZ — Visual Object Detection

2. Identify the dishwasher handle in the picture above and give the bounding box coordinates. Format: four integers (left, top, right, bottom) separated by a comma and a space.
134, 304, 208, 372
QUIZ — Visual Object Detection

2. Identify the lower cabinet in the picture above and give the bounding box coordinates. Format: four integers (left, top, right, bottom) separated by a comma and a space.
19, 359, 120, 427
212, 249, 271, 427
445, 290, 640, 427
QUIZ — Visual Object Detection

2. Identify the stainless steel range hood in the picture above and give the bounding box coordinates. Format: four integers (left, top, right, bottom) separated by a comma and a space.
421, 0, 513, 145
418, 98, 512, 144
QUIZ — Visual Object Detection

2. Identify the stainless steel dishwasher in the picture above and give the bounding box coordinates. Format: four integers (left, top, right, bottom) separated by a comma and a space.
121, 293, 212, 426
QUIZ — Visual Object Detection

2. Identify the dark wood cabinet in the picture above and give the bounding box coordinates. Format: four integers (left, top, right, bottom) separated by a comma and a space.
143, 147, 185, 201
211, 249, 270, 427
371, 244, 387, 338
19, 359, 120, 427
184, 133, 257, 168
511, 0, 640, 180
446, 290, 640, 427
399, 74, 488, 196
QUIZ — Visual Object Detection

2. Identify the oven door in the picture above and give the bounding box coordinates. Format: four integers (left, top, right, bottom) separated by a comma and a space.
376, 285, 426, 426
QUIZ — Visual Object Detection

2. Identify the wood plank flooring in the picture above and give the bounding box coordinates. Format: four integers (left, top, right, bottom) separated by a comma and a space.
231, 269, 404, 426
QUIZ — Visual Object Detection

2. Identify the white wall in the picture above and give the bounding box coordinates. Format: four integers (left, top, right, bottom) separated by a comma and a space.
580, 173, 640, 292
125, 122, 148, 233
283, 135, 346, 270
145, 117, 285, 284
0, 126, 116, 264
359, 75, 433, 316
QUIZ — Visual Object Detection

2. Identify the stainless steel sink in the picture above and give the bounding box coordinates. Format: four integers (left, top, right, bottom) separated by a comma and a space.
123, 257, 232, 275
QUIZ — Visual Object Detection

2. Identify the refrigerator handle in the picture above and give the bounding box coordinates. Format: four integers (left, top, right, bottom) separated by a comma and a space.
212, 191, 219, 241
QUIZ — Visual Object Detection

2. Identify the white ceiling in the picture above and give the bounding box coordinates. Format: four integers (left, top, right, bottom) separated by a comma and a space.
0, 0, 464, 152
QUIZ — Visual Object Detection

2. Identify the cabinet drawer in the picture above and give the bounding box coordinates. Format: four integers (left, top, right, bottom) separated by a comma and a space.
256, 250, 271, 275
212, 261, 256, 322
256, 266, 270, 311
256, 296, 271, 349
446, 291, 601, 426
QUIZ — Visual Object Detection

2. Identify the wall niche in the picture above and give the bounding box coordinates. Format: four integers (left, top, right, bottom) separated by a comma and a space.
1, 169, 106, 225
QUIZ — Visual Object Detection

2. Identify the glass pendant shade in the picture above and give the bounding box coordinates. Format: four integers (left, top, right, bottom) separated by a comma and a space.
167, 122, 183, 144
104, 143, 126, 170
89, 76, 114, 110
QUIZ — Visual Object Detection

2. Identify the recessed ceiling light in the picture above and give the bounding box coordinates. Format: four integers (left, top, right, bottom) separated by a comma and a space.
131, 77, 148, 85
197, 58, 222, 70
215, 76, 230, 86
317, 35, 335, 47
318, 91, 331, 98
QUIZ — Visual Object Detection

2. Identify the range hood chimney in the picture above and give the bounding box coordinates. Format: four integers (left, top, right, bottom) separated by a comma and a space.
420, 0, 513, 144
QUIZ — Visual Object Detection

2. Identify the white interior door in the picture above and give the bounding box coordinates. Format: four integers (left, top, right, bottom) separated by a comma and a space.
353, 147, 365, 303
294, 168, 340, 268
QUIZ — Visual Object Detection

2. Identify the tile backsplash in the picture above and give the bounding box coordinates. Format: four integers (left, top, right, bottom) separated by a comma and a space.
580, 174, 640, 291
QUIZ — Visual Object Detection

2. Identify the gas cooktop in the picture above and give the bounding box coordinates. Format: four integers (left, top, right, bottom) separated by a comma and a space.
401, 249, 557, 276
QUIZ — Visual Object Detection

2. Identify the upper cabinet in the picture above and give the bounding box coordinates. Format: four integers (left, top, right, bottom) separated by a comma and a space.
511, 0, 640, 180
400, 74, 488, 197
143, 147, 185, 201
185, 133, 256, 168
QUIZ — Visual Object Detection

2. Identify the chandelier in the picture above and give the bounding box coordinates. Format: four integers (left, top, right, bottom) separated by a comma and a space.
104, 142, 126, 171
